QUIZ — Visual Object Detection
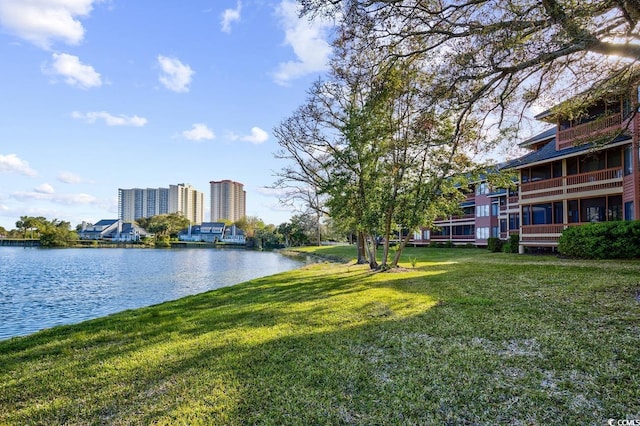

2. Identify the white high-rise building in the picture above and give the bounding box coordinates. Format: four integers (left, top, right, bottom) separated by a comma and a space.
169, 183, 204, 224
210, 180, 246, 222
118, 183, 204, 224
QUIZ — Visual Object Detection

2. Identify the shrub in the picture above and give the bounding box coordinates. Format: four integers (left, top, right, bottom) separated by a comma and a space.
508, 234, 520, 253
558, 221, 640, 259
487, 237, 503, 252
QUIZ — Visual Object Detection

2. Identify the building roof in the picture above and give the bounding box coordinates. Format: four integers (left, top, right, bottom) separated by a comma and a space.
93, 219, 118, 227
180, 222, 226, 235
518, 127, 556, 148
507, 133, 631, 169
118, 223, 148, 235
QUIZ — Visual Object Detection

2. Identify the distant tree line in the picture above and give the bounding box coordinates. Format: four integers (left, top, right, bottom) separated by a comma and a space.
1, 212, 342, 249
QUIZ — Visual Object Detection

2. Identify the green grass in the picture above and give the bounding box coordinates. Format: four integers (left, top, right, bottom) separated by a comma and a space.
1, 246, 639, 424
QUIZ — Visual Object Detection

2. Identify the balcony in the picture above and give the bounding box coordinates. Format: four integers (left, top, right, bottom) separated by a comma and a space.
430, 235, 475, 241
521, 222, 615, 245
556, 112, 624, 150
520, 167, 622, 200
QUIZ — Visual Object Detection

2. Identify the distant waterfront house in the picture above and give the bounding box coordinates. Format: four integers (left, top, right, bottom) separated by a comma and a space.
78, 219, 148, 242
178, 222, 226, 242
112, 222, 149, 242
178, 222, 246, 244
221, 224, 245, 244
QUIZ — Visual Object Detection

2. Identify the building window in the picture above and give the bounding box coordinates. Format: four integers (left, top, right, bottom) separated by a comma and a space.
492, 226, 500, 238
500, 219, 507, 233
552, 161, 562, 178
531, 164, 551, 181
491, 203, 499, 216
508, 213, 520, 230
452, 224, 474, 235
568, 200, 579, 223
476, 205, 490, 217
476, 227, 489, 240
608, 195, 623, 221
554, 202, 564, 224
462, 206, 474, 216
432, 227, 450, 236
625, 201, 634, 220
532, 203, 553, 224
608, 148, 622, 169
581, 197, 606, 223
624, 145, 633, 176
582, 154, 606, 173
475, 182, 489, 195
566, 157, 578, 175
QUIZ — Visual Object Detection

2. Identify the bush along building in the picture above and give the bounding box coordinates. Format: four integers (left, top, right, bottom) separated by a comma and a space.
414, 83, 640, 252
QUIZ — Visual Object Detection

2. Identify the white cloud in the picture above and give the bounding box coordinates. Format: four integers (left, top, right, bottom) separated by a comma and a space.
57, 171, 88, 184
44, 53, 102, 89
71, 111, 147, 127
225, 127, 269, 144
241, 127, 269, 144
256, 186, 289, 197
182, 123, 215, 141
34, 183, 55, 194
0, 0, 100, 49
11, 191, 97, 205
273, 0, 333, 85
221, 1, 241, 33
0, 153, 37, 176
157, 55, 194, 93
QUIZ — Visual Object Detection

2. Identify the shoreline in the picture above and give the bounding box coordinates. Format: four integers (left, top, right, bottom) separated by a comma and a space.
2, 246, 638, 424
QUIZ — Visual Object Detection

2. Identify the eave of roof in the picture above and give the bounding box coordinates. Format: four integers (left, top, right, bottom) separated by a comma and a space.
506, 134, 631, 169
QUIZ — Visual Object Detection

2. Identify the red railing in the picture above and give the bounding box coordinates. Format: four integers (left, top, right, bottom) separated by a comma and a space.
565, 167, 623, 185
520, 167, 622, 194
557, 113, 622, 149
520, 177, 563, 192
430, 235, 475, 240
521, 224, 565, 235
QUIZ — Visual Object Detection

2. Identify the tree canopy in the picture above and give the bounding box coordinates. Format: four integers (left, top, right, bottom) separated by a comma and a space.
15, 216, 77, 247
273, 25, 503, 269
299, 0, 640, 140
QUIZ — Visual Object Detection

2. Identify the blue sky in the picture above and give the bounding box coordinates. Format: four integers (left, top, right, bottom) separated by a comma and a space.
0, 0, 335, 230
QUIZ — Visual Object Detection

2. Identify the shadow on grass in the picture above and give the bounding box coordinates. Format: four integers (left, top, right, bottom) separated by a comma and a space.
1, 254, 639, 424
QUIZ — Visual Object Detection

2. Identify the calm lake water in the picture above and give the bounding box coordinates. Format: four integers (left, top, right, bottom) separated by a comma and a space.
0, 247, 307, 341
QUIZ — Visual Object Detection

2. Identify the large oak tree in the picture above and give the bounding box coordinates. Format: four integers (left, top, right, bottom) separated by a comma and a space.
299, 0, 640, 138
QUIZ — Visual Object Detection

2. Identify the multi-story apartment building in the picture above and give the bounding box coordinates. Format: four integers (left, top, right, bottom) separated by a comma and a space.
118, 183, 204, 224
210, 180, 246, 222
168, 184, 204, 225
414, 85, 640, 251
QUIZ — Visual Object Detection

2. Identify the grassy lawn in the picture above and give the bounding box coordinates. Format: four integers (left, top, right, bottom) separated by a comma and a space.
1, 246, 639, 424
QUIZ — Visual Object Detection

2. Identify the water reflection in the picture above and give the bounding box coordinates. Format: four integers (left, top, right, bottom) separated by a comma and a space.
0, 247, 305, 340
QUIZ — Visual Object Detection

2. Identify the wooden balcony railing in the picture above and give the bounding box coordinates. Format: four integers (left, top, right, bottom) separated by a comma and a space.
520, 167, 622, 195
521, 224, 565, 235
565, 167, 623, 185
431, 235, 475, 240
520, 176, 563, 192
557, 112, 622, 149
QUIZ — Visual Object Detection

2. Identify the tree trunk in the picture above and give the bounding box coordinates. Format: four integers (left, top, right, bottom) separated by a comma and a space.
391, 232, 413, 268
365, 232, 379, 269
380, 209, 393, 269
356, 231, 368, 264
